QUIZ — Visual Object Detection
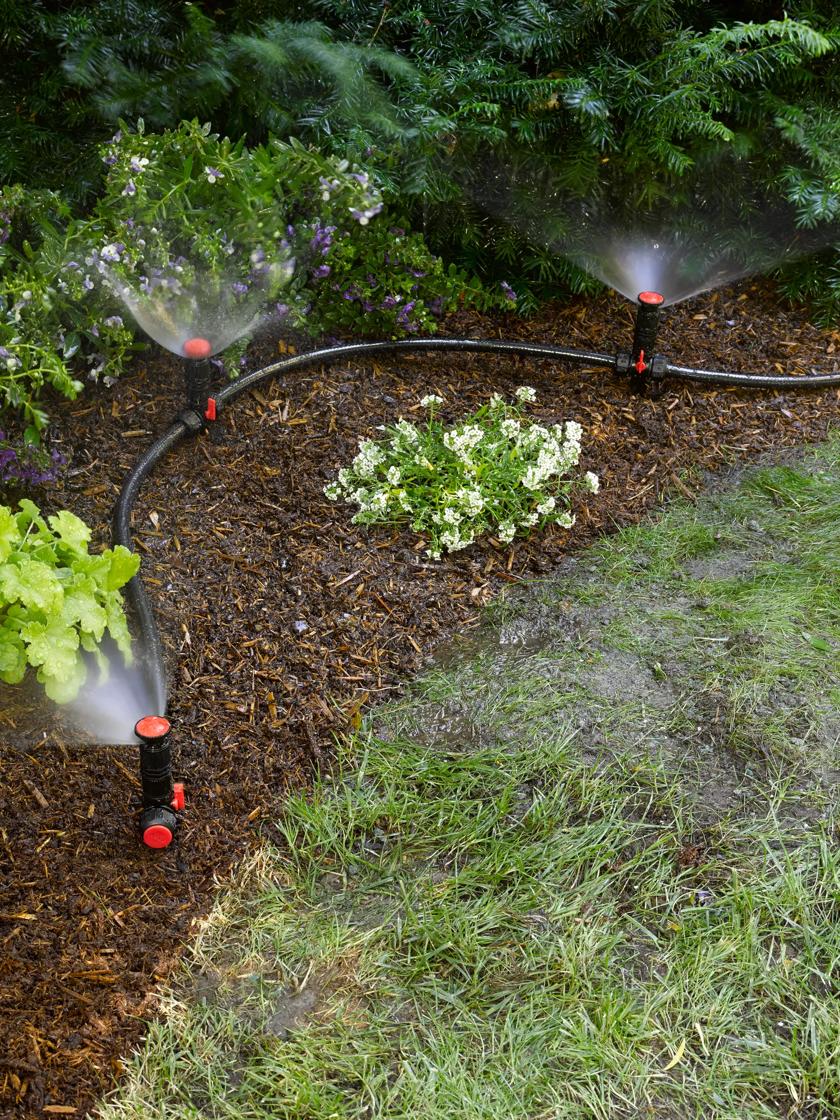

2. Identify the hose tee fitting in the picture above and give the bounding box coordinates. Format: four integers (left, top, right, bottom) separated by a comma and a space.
616, 291, 668, 390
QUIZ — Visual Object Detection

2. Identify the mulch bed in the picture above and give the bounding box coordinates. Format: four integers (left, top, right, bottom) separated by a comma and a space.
1, 281, 838, 1117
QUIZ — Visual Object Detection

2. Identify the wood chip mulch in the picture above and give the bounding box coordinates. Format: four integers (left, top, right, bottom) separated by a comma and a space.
1, 280, 838, 1117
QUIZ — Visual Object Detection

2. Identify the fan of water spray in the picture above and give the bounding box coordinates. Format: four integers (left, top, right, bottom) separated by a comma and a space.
102, 249, 295, 358
462, 151, 840, 305
64, 640, 164, 745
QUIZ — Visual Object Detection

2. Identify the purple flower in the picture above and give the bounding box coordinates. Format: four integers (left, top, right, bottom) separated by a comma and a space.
204, 166, 224, 184
83, 276, 95, 291
312, 264, 331, 279
66, 261, 79, 270
381, 295, 399, 309
100, 242, 125, 262
500, 281, 517, 303
275, 302, 290, 319
429, 296, 444, 316
232, 281, 249, 295
103, 316, 123, 329
102, 153, 117, 166
310, 224, 336, 256
122, 179, 137, 197
0, 347, 10, 359
129, 156, 150, 173
362, 300, 376, 312
124, 218, 136, 229
342, 289, 356, 301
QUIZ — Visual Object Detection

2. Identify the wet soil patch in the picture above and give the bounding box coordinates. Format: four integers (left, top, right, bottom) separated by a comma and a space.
0, 281, 838, 1116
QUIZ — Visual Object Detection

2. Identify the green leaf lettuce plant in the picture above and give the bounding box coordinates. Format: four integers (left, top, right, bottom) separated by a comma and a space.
0, 500, 139, 703
325, 387, 600, 559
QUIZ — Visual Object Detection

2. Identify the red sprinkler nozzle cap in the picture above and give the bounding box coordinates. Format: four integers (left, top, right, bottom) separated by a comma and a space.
637, 291, 665, 306
142, 824, 174, 849
183, 337, 212, 359
134, 715, 171, 741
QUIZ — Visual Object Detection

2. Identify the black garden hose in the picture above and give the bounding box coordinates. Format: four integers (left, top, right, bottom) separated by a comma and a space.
113, 333, 840, 705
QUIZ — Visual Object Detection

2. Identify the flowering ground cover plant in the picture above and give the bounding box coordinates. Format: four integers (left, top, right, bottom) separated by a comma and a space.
0, 120, 505, 448
0, 500, 139, 702
325, 387, 600, 558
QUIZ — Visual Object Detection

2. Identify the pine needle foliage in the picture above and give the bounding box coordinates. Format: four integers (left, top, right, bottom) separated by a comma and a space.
3, 1, 840, 314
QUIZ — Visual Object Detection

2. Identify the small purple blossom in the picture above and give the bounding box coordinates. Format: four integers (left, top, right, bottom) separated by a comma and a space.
103, 316, 123, 329
312, 264, 331, 279
122, 179, 137, 197
310, 224, 336, 256
83, 276, 95, 291
205, 166, 224, 184
500, 281, 517, 303
102, 153, 117, 166
232, 281, 249, 295
129, 156, 150, 173
65, 261, 79, 270
100, 242, 126, 262
275, 302, 290, 319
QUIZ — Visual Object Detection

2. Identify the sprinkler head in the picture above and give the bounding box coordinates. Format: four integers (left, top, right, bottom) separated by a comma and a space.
134, 715, 184, 849
134, 715, 171, 742
637, 291, 665, 306
183, 337, 212, 360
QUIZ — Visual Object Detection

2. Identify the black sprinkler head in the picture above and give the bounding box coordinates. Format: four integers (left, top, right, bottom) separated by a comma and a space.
134, 715, 184, 849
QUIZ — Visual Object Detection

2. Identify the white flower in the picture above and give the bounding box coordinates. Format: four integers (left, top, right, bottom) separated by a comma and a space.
443, 424, 484, 458
515, 385, 537, 402
497, 521, 517, 544
324, 482, 342, 500
386, 465, 401, 485
456, 488, 484, 515
521, 512, 539, 527
421, 393, 443, 408
583, 471, 600, 493
395, 419, 420, 444
443, 506, 463, 524
500, 418, 520, 439
536, 497, 556, 515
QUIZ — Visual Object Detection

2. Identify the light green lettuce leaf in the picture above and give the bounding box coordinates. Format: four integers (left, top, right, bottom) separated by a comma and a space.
0, 556, 64, 613
105, 594, 134, 664
0, 507, 21, 562
0, 625, 27, 684
48, 510, 92, 555
105, 546, 140, 591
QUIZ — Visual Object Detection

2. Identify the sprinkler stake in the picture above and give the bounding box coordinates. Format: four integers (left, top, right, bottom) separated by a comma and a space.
134, 716, 185, 849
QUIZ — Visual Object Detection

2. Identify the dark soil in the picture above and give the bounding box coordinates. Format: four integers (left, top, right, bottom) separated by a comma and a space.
1, 281, 838, 1117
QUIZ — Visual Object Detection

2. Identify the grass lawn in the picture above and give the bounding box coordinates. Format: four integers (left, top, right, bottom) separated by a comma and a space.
98, 436, 839, 1120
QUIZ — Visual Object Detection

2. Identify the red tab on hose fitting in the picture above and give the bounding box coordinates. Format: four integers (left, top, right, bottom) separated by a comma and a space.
204, 398, 217, 421
634, 349, 647, 374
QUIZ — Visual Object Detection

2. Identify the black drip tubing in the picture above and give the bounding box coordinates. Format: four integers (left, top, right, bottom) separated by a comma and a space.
113, 334, 840, 706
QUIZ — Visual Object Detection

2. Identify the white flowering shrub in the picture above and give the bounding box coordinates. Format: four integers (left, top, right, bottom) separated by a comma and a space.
325, 388, 600, 559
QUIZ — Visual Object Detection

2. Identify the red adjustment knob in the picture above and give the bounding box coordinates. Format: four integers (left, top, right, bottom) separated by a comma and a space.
183, 337, 212, 359
143, 823, 174, 849
171, 783, 185, 811
135, 716, 171, 741
204, 398, 217, 421
634, 349, 647, 374
637, 291, 664, 306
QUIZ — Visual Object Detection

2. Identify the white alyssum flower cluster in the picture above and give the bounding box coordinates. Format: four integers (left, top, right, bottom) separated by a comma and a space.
323, 388, 600, 559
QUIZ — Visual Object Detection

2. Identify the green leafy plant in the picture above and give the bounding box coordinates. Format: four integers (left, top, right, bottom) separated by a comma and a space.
324, 387, 600, 559
0, 500, 139, 702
